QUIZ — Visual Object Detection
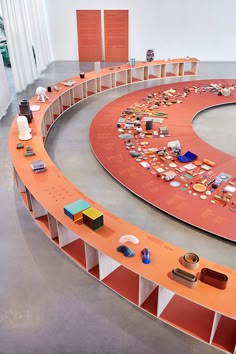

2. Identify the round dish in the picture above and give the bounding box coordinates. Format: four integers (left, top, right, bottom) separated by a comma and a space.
193, 183, 207, 192
170, 181, 180, 187
30, 105, 40, 112
220, 174, 228, 180
119, 133, 133, 140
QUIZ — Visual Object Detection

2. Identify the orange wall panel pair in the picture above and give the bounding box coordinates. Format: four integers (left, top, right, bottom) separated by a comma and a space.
76, 10, 128, 62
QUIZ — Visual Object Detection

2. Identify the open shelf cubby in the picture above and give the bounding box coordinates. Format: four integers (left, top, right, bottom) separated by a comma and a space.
61, 89, 73, 111
159, 293, 215, 343
139, 276, 159, 316
51, 99, 61, 118
183, 61, 198, 75
130, 67, 145, 83
165, 63, 179, 77
115, 70, 128, 86
85, 243, 100, 279
62, 238, 86, 269
30, 194, 47, 219
87, 79, 97, 96
148, 64, 161, 79
100, 74, 112, 91
35, 214, 50, 236
57, 221, 78, 248
73, 84, 83, 103
211, 315, 236, 354
102, 264, 139, 305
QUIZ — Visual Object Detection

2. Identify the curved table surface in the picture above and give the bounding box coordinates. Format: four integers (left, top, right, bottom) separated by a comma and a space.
90, 79, 236, 242
9, 72, 236, 322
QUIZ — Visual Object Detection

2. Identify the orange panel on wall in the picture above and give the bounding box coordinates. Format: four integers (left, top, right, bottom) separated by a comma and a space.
104, 10, 128, 62
76, 10, 102, 62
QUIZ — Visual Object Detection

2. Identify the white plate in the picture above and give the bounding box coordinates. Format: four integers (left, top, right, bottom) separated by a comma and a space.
30, 105, 40, 112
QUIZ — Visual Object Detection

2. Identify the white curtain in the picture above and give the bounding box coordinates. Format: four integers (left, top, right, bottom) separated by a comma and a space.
0, 0, 51, 93
26, 0, 51, 74
0, 53, 11, 120
1, 0, 38, 92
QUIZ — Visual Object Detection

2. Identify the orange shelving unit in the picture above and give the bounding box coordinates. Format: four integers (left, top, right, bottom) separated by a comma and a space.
9, 59, 236, 354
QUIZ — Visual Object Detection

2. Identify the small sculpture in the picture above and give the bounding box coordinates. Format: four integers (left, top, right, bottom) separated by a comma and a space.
146, 49, 154, 62
141, 248, 151, 264
19, 99, 33, 123
17, 115, 32, 140
36, 87, 49, 102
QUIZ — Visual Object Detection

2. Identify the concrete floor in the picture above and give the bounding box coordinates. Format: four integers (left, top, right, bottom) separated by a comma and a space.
0, 61, 235, 354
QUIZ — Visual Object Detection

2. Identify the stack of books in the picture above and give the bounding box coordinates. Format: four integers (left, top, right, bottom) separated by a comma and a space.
30, 160, 46, 173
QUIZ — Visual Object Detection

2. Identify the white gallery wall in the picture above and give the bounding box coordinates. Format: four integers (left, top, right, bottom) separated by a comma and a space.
43, 0, 236, 62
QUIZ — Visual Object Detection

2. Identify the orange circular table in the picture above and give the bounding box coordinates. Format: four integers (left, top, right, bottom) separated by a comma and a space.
90, 79, 236, 242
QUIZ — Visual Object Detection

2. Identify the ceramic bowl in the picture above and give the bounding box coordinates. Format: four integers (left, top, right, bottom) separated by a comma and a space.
193, 183, 207, 192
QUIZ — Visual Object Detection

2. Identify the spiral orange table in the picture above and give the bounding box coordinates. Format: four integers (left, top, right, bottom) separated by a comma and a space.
8, 62, 236, 354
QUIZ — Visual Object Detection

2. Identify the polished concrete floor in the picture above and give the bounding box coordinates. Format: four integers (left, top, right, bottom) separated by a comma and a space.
0, 61, 235, 354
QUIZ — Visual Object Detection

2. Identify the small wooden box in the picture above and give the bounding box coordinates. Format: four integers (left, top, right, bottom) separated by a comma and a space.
64, 199, 90, 222
82, 207, 104, 230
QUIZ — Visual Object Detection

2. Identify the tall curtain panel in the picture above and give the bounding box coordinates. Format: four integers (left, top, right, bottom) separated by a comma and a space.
1, 0, 38, 92
0, 54, 11, 120
0, 0, 51, 93
26, 0, 51, 74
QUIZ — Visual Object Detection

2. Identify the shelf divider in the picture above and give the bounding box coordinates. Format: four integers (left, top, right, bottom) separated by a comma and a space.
139, 276, 158, 306
57, 221, 78, 247
210, 312, 221, 344
85, 243, 99, 272
48, 212, 58, 239
31, 195, 47, 218
14, 169, 26, 193
98, 251, 120, 280
157, 286, 174, 317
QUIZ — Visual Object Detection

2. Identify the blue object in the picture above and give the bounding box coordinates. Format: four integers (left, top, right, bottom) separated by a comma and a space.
64, 199, 91, 222
116, 245, 135, 258
177, 151, 198, 163
130, 58, 135, 66
141, 248, 151, 264
130, 150, 141, 157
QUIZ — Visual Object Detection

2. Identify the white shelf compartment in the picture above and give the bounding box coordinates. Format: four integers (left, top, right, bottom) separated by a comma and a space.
51, 98, 61, 120
158, 287, 215, 345
42, 106, 53, 135
147, 64, 162, 80
56, 220, 79, 248
210, 313, 236, 354
165, 62, 179, 77
139, 276, 158, 316
61, 237, 86, 269
99, 252, 139, 305
100, 74, 112, 91
86, 79, 97, 96
130, 67, 145, 83
85, 243, 99, 279
114, 70, 128, 86
73, 84, 84, 103
182, 61, 198, 76
61, 89, 74, 111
